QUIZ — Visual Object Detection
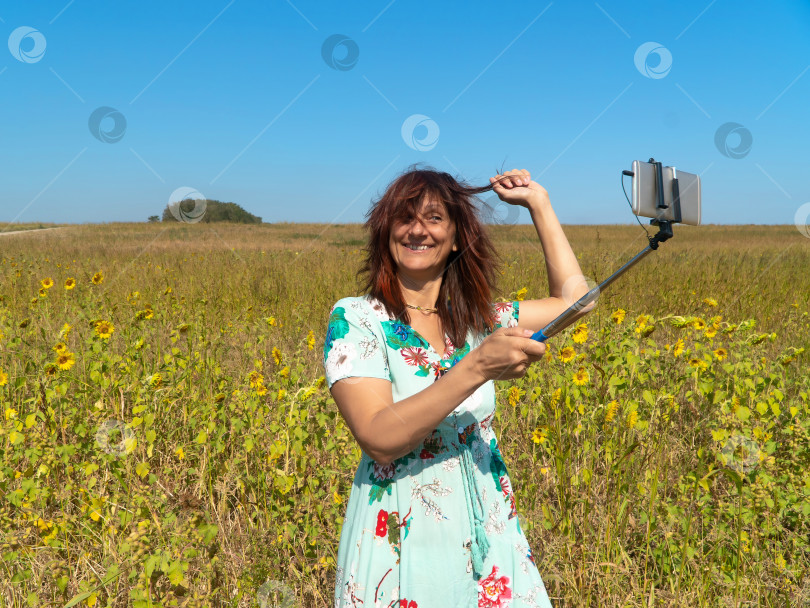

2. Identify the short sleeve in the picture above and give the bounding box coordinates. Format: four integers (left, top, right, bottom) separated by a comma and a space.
323, 297, 391, 390
492, 301, 520, 330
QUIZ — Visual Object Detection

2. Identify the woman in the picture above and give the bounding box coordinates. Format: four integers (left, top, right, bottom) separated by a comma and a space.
323, 167, 591, 607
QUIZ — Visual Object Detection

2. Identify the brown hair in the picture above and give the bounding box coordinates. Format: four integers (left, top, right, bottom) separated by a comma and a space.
359, 164, 506, 348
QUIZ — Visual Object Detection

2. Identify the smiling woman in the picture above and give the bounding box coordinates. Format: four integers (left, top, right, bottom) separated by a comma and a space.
323, 165, 590, 607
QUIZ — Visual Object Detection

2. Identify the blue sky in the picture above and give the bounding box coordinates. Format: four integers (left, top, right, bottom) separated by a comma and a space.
1, 0, 809, 225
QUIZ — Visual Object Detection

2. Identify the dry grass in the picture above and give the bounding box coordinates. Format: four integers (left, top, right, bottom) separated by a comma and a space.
0, 222, 808, 607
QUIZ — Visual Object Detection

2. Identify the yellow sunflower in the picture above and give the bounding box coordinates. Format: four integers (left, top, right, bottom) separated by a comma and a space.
693, 318, 706, 331
703, 297, 718, 307
56, 352, 76, 370
94, 320, 114, 339
64, 278, 76, 290
673, 339, 685, 357
91, 272, 104, 285
559, 347, 576, 363
0, 368, 8, 387
306, 330, 316, 351
272, 347, 282, 366
41, 278, 54, 289
507, 385, 523, 407
38, 288, 47, 298
53, 342, 68, 354
531, 427, 548, 444
688, 358, 707, 370
604, 400, 619, 423
572, 367, 589, 385
515, 287, 528, 301
572, 324, 588, 344
611, 309, 626, 324
248, 371, 264, 389
713, 347, 728, 361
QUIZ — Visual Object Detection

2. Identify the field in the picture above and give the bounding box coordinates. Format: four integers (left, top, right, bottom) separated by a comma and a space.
0, 222, 808, 607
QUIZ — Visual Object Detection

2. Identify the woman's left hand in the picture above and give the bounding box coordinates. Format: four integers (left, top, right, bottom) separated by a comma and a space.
490, 169, 550, 209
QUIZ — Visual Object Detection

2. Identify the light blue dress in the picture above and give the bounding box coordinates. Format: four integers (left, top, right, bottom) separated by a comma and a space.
323, 294, 554, 608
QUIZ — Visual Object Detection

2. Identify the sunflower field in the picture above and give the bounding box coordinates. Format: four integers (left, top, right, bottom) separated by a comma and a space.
0, 222, 808, 607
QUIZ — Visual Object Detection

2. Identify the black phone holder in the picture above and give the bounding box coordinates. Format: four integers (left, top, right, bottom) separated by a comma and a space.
530, 157, 679, 342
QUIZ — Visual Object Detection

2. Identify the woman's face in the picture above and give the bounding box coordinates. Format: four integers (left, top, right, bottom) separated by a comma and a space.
388, 197, 457, 284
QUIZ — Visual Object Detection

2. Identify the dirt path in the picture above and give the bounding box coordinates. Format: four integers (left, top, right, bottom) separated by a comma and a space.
0, 227, 66, 237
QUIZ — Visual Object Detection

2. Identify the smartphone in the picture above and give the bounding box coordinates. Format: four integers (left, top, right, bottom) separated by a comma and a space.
631, 160, 701, 226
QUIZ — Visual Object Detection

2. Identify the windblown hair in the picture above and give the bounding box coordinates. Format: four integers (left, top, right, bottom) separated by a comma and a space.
359, 165, 506, 348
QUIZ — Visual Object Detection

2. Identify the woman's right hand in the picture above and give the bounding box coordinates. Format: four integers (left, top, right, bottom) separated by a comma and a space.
468, 326, 547, 382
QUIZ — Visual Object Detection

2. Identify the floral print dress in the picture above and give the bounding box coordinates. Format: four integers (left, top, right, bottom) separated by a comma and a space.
323, 295, 553, 608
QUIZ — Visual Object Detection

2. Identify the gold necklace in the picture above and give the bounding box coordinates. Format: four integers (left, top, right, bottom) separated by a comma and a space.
405, 303, 438, 314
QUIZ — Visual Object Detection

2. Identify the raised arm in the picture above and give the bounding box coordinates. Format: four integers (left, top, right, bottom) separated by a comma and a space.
490, 169, 595, 333
330, 326, 545, 466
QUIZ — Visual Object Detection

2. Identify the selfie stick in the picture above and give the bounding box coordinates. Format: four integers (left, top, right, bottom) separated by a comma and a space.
530, 158, 681, 343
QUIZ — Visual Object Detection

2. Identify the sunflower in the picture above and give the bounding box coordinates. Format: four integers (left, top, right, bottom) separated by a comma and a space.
713, 348, 728, 361
41, 278, 54, 289
703, 297, 718, 307
515, 287, 527, 301
572, 367, 589, 386
94, 320, 114, 339
306, 330, 316, 351
277, 388, 287, 401
559, 347, 576, 363
627, 410, 639, 429
91, 272, 104, 285
272, 347, 282, 366
248, 371, 265, 389
64, 278, 76, 290
135, 308, 154, 321
0, 368, 8, 387
673, 339, 685, 357
693, 318, 706, 331
531, 427, 548, 444
572, 324, 588, 344
604, 400, 619, 423
688, 358, 707, 370
38, 288, 47, 298
611, 309, 626, 324
56, 351, 76, 370
279, 366, 290, 378
507, 385, 523, 407
704, 326, 718, 338
53, 342, 68, 354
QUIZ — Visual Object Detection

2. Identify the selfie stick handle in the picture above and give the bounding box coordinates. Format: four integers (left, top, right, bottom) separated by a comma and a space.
530, 220, 674, 343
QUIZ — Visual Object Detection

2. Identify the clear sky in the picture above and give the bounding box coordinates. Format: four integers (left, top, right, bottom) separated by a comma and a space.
1, 0, 809, 226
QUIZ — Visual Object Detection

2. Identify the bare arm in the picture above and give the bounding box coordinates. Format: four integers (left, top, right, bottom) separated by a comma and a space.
330, 326, 546, 466
490, 169, 594, 332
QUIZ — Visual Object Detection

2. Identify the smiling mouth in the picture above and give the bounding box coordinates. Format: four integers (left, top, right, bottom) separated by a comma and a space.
404, 243, 433, 251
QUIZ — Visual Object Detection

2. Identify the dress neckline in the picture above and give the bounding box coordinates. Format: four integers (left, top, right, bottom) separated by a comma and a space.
363, 294, 464, 359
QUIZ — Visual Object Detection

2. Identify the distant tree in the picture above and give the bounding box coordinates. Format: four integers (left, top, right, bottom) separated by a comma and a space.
148, 215, 160, 223
161, 200, 262, 224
